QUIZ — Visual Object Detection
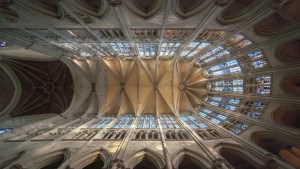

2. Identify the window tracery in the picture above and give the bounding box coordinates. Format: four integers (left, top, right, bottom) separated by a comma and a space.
209, 78, 244, 93
137, 115, 157, 128
112, 115, 135, 129
159, 114, 180, 129
92, 116, 115, 128
198, 108, 250, 134
180, 115, 207, 129
206, 96, 241, 111
239, 100, 267, 119
137, 43, 157, 57
159, 42, 181, 57
180, 42, 210, 58
109, 42, 134, 56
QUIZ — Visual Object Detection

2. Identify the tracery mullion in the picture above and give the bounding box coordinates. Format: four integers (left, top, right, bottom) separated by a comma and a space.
191, 3, 271, 60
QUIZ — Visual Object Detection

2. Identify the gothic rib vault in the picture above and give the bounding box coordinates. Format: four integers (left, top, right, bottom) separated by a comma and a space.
0, 0, 300, 169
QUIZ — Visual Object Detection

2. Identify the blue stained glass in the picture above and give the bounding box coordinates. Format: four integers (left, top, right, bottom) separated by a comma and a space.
0, 42, 7, 47
0, 128, 12, 134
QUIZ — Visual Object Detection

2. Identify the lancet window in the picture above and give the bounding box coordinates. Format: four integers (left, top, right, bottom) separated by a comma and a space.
199, 46, 230, 64
246, 76, 271, 95
198, 108, 250, 134
180, 42, 210, 57
92, 116, 115, 128
209, 78, 244, 93
239, 100, 267, 119
109, 42, 133, 56
208, 59, 242, 76
159, 114, 180, 129
180, 115, 207, 129
206, 96, 241, 111
247, 51, 268, 69
223, 33, 253, 50
137, 115, 157, 128
112, 115, 135, 129
137, 43, 157, 57
159, 42, 181, 57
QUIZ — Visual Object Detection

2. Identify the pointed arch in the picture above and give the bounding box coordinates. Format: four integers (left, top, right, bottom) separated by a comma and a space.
22, 148, 70, 169
172, 148, 212, 169
214, 142, 262, 168
69, 148, 112, 169
0, 150, 25, 168
124, 148, 165, 169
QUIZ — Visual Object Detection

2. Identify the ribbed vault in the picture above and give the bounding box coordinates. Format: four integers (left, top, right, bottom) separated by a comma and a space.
101, 57, 207, 116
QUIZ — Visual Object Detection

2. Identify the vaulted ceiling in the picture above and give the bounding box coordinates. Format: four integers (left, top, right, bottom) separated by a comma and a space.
0, 0, 299, 118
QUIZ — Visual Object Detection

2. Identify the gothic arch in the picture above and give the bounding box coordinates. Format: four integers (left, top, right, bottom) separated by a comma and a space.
276, 39, 300, 63
22, 148, 70, 169
214, 142, 262, 168
69, 148, 112, 169
124, 148, 165, 169
171, 148, 212, 169
0, 63, 21, 117
251, 131, 300, 168
272, 106, 300, 129
0, 150, 25, 168
217, 0, 261, 25
172, 0, 213, 20
280, 74, 300, 96
254, 0, 300, 36
124, 0, 165, 20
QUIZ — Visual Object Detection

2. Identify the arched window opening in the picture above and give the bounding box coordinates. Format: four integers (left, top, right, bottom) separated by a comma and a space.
205, 96, 241, 112
253, 136, 300, 169
198, 108, 250, 135
82, 154, 104, 169
112, 115, 135, 128
239, 100, 267, 119
133, 157, 158, 169
159, 114, 180, 129
91, 116, 115, 128
273, 107, 300, 129
178, 156, 204, 169
180, 115, 207, 129
219, 148, 256, 169
209, 78, 244, 93
246, 76, 271, 95
137, 114, 157, 128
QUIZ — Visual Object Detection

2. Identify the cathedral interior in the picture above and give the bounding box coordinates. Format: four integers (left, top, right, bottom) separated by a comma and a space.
0, 0, 300, 169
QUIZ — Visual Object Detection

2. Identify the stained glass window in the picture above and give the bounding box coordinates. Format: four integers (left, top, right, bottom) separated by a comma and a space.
137, 114, 157, 128
137, 43, 157, 57
109, 43, 133, 56
254, 76, 271, 95
180, 42, 210, 57
0, 128, 12, 134
92, 116, 115, 128
180, 115, 207, 129
159, 43, 181, 57
199, 46, 230, 64
210, 79, 244, 93
207, 96, 241, 112
208, 59, 242, 76
247, 51, 268, 69
240, 101, 267, 119
0, 41, 7, 47
198, 109, 249, 134
112, 115, 135, 128
159, 114, 180, 128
